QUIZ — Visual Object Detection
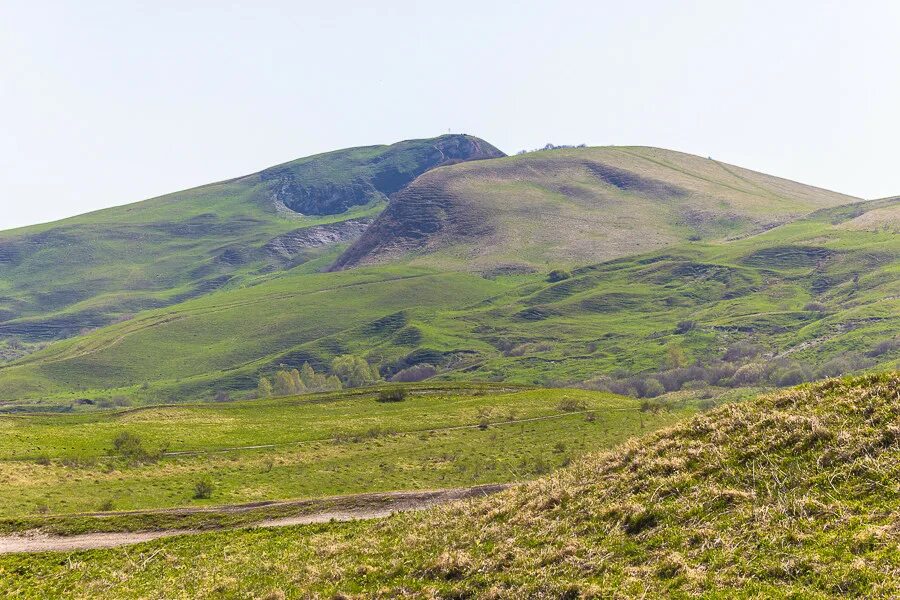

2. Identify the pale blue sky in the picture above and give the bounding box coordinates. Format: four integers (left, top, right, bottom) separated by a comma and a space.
2, 0, 899, 230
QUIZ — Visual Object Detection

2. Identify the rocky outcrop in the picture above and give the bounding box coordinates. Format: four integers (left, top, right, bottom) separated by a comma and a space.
260, 134, 504, 216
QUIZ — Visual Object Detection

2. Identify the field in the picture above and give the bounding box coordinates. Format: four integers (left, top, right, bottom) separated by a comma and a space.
1, 374, 896, 598
0, 384, 688, 533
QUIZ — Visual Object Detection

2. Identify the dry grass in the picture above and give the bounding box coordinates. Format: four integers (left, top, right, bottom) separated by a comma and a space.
2, 373, 897, 598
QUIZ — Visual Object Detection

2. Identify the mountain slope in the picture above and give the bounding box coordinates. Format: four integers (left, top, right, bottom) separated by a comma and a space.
0, 197, 895, 407
3, 374, 897, 598
0, 135, 502, 343
332, 146, 859, 272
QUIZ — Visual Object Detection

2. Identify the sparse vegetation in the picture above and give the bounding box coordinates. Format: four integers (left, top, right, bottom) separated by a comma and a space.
193, 477, 213, 500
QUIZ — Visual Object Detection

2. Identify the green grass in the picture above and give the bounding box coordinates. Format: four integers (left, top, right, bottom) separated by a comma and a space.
0, 134, 500, 345
0, 385, 688, 525
2, 373, 896, 598
0, 198, 895, 406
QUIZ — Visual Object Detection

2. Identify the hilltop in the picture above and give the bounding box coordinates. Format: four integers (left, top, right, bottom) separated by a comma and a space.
2, 373, 897, 597
331, 146, 859, 272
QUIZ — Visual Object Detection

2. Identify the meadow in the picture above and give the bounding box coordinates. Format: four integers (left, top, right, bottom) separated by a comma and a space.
0, 385, 688, 531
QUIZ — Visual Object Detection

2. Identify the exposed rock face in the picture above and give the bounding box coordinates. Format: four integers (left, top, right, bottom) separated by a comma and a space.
259, 134, 504, 216
264, 218, 374, 260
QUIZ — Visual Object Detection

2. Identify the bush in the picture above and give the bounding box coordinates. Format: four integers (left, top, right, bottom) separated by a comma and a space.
642, 379, 666, 398
547, 269, 571, 283
675, 320, 697, 334
722, 342, 764, 362
112, 432, 147, 461
804, 301, 828, 313
868, 337, 900, 357
773, 366, 808, 387
193, 477, 214, 499
378, 388, 408, 403
390, 363, 437, 383
557, 398, 587, 412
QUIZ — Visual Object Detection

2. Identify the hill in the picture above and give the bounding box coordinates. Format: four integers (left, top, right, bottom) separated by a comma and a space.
0, 197, 895, 407
331, 146, 859, 272
0, 134, 502, 344
2, 373, 897, 597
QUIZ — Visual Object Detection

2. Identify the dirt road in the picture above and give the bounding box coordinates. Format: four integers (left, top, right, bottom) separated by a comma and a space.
0, 484, 509, 554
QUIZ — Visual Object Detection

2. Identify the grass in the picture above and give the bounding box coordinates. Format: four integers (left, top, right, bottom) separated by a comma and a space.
0, 198, 895, 406
0, 385, 688, 527
1, 373, 896, 598
0, 134, 500, 345
335, 145, 859, 272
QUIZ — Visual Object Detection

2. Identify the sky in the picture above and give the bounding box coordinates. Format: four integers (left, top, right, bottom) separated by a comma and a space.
1, 0, 899, 230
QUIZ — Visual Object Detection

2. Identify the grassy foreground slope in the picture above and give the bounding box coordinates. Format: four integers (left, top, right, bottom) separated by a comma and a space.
0, 134, 501, 344
0, 198, 895, 406
2, 373, 897, 598
332, 145, 859, 271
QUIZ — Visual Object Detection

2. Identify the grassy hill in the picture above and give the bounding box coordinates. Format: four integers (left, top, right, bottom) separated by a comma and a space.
0, 197, 894, 407
332, 146, 859, 272
0, 134, 502, 344
2, 373, 896, 598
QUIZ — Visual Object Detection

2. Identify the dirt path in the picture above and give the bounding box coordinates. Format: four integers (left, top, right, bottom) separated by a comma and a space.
0, 484, 509, 554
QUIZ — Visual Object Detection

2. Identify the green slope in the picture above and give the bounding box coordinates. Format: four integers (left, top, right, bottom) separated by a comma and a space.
332, 145, 860, 272
0, 198, 895, 406
0, 134, 503, 343
3, 373, 897, 598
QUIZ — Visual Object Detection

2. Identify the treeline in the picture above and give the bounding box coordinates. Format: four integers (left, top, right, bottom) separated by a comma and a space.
256, 355, 381, 398
582, 338, 895, 399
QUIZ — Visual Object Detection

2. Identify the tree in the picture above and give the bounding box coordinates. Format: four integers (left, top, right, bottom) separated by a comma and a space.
274, 370, 297, 396
289, 369, 306, 394
300, 362, 318, 388
331, 355, 380, 388
257, 376, 273, 398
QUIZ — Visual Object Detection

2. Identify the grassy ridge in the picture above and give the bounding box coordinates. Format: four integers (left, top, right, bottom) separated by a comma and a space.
2, 373, 896, 598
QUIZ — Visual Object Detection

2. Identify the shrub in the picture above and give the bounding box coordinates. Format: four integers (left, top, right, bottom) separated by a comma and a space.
557, 398, 587, 412
378, 388, 408, 403
773, 366, 809, 387
723, 342, 764, 362
193, 477, 214, 499
804, 301, 828, 313
213, 390, 231, 402
547, 269, 571, 283
868, 337, 900, 357
674, 320, 697, 334
112, 431, 147, 461
390, 363, 437, 383
642, 379, 666, 398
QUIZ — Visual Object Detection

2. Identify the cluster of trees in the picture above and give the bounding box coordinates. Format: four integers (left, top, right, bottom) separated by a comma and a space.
583, 340, 886, 399
257, 355, 382, 398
